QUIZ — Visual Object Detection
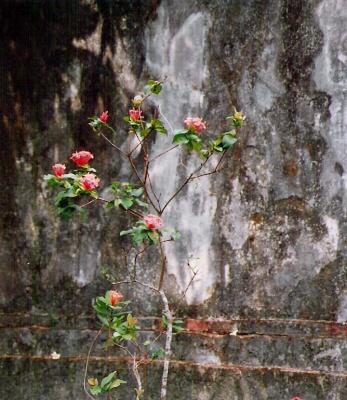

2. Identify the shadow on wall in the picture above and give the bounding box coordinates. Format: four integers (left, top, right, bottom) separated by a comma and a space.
0, 0, 159, 309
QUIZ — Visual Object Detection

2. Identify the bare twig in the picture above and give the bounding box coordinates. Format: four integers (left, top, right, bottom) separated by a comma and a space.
81, 199, 97, 208
83, 328, 102, 400
128, 155, 160, 214
157, 105, 174, 136
182, 261, 199, 300
159, 289, 172, 400
147, 172, 161, 210
158, 240, 167, 290
148, 145, 179, 164
99, 131, 127, 157
161, 155, 210, 214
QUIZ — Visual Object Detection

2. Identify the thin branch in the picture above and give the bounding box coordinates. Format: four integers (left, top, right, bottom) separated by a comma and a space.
128, 155, 160, 214
189, 166, 226, 181
157, 105, 174, 136
189, 150, 229, 181
148, 145, 179, 164
159, 289, 172, 400
157, 240, 167, 290
112, 342, 143, 399
182, 261, 198, 300
99, 131, 127, 157
81, 199, 97, 208
83, 328, 102, 400
160, 156, 210, 214
128, 135, 146, 157
147, 172, 161, 210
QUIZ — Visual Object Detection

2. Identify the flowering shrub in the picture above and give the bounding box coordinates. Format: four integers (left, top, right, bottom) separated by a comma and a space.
44, 78, 245, 399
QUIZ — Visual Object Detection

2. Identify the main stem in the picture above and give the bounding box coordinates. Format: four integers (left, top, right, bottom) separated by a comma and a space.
159, 289, 173, 400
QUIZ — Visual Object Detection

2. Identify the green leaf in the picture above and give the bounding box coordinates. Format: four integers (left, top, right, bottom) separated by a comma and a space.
222, 134, 237, 149
144, 79, 162, 95
90, 386, 103, 395
151, 348, 165, 359
151, 82, 162, 94
186, 133, 201, 142
120, 197, 133, 209
134, 199, 148, 209
147, 230, 159, 243
120, 229, 133, 237
62, 173, 78, 179
130, 188, 144, 197
105, 201, 114, 209
152, 119, 167, 135
101, 371, 117, 389
108, 379, 127, 389
97, 315, 110, 327
172, 133, 189, 145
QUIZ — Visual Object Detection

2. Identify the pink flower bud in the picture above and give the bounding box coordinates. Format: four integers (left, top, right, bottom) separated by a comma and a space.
52, 163, 66, 177
80, 173, 100, 191
290, 397, 303, 400
143, 214, 163, 230
184, 117, 207, 134
70, 151, 94, 167
129, 108, 142, 121
99, 111, 109, 124
109, 290, 124, 306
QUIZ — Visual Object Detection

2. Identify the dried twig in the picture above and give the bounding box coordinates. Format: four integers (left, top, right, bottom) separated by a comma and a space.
83, 328, 102, 400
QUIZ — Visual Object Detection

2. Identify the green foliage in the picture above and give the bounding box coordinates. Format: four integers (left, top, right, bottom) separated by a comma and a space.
162, 313, 184, 335
106, 181, 148, 210
112, 313, 138, 342
120, 221, 161, 245
151, 119, 167, 135
88, 371, 126, 396
209, 131, 237, 153
172, 129, 203, 154
88, 116, 103, 131
144, 79, 163, 95
44, 172, 98, 220
93, 293, 138, 343
150, 347, 165, 360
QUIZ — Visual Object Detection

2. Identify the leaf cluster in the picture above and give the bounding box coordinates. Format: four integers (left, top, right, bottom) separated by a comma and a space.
144, 79, 163, 95
124, 116, 167, 138
88, 371, 126, 395
106, 181, 148, 210
93, 293, 138, 342
120, 221, 161, 245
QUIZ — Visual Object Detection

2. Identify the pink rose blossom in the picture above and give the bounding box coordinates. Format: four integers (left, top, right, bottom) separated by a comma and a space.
109, 290, 124, 306
290, 397, 303, 400
80, 173, 100, 191
143, 214, 163, 230
129, 108, 142, 121
70, 151, 94, 167
52, 163, 66, 177
184, 117, 207, 134
99, 111, 109, 124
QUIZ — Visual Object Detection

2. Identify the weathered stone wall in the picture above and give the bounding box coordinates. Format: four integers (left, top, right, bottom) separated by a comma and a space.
1, 0, 347, 398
